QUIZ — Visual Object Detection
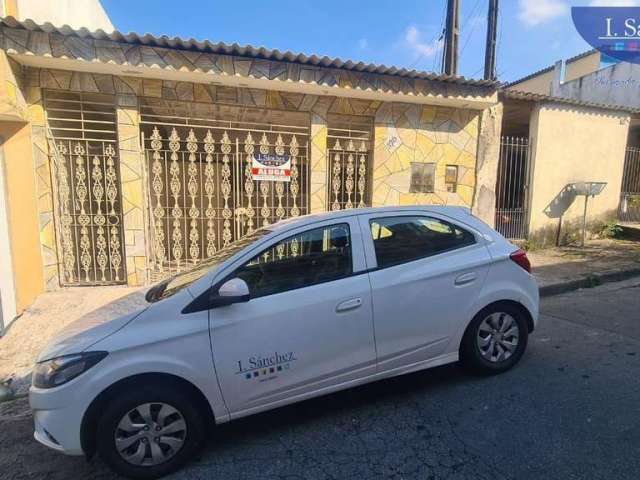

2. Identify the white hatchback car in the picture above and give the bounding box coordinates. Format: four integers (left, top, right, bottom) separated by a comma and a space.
30, 206, 538, 479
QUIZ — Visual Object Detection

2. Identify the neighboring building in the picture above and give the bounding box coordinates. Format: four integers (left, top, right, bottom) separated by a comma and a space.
507, 50, 602, 96
499, 90, 634, 245
506, 49, 640, 241
0, 0, 113, 32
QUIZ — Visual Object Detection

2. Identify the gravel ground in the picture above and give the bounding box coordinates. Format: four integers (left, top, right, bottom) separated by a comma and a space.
1, 278, 640, 480
0, 286, 141, 394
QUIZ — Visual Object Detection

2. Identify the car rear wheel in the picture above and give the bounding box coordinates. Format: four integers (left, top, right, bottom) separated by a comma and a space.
460, 303, 529, 374
96, 384, 206, 479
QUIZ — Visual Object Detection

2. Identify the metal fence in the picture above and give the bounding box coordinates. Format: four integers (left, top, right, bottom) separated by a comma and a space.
495, 136, 530, 239
618, 147, 640, 223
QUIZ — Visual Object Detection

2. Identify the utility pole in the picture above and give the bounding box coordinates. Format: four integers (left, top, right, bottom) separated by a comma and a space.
442, 0, 460, 76
484, 0, 499, 80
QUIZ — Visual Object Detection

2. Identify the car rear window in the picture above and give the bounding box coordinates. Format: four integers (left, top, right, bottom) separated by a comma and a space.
369, 216, 476, 268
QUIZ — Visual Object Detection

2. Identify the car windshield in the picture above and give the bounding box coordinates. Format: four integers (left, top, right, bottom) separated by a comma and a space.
145, 228, 272, 303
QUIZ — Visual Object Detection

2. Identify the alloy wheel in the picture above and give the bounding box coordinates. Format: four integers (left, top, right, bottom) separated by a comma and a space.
114, 402, 187, 466
476, 312, 520, 363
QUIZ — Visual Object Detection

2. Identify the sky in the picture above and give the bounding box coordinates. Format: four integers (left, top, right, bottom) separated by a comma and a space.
101, 0, 640, 83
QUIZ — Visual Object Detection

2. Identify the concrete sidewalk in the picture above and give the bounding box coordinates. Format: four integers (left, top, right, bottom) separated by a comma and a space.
529, 239, 640, 296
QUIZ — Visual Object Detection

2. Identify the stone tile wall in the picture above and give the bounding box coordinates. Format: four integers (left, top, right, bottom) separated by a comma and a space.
19, 66, 484, 288
372, 103, 480, 208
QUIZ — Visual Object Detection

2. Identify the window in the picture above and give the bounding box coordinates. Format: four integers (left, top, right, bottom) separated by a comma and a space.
445, 165, 459, 193
369, 216, 476, 268
410, 162, 436, 193
234, 224, 352, 298
146, 228, 272, 302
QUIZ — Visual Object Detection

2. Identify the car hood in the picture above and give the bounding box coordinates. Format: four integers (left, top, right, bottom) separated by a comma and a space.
37, 289, 149, 362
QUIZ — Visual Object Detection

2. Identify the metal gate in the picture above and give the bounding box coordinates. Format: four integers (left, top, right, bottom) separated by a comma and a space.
326, 115, 373, 210
495, 136, 530, 239
141, 104, 310, 277
618, 146, 640, 223
45, 91, 126, 285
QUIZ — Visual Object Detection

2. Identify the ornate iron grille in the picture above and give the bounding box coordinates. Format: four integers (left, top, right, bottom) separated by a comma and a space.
44, 91, 126, 285
495, 136, 530, 239
619, 147, 640, 223
140, 103, 310, 277
326, 116, 373, 211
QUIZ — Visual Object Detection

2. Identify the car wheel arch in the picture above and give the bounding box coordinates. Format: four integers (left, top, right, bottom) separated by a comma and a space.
465, 300, 535, 341
80, 372, 215, 459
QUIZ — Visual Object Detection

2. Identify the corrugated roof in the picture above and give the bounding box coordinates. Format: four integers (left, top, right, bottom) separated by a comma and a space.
501, 89, 640, 114
0, 16, 497, 88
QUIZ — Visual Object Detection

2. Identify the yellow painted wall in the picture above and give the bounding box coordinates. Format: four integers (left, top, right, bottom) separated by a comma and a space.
528, 103, 629, 245
0, 121, 44, 312
510, 70, 554, 95
372, 103, 480, 208
565, 51, 600, 82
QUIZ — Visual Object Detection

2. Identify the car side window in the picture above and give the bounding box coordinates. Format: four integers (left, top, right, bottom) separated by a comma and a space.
369, 216, 476, 268
233, 223, 353, 298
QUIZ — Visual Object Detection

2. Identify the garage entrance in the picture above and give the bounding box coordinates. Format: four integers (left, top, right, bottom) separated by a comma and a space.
140, 100, 310, 278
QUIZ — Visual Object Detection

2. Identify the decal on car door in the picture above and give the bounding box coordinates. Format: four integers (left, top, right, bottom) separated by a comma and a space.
236, 351, 298, 382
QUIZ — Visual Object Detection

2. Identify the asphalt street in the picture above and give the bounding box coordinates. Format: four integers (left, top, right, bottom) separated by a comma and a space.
2, 277, 640, 480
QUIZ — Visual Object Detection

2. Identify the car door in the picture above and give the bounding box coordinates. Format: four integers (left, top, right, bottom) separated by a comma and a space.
208, 217, 376, 418
358, 211, 492, 372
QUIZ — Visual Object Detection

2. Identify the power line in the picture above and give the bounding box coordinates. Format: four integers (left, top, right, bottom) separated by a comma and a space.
459, 0, 484, 57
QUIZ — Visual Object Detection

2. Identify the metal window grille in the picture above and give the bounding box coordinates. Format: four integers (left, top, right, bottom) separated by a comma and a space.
618, 146, 640, 223
44, 90, 126, 285
495, 136, 530, 239
326, 114, 373, 210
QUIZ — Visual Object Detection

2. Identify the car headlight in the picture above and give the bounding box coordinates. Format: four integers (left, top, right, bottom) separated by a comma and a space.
32, 351, 108, 389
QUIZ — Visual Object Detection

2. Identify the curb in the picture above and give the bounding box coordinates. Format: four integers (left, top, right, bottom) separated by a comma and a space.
539, 268, 640, 297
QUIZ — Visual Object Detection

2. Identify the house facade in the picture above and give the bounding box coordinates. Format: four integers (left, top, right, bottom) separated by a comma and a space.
0, 17, 501, 323
2, 15, 637, 331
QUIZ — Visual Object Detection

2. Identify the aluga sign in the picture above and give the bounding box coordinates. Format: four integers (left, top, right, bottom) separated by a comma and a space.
29, 206, 539, 479
251, 153, 291, 181
573, 7, 640, 64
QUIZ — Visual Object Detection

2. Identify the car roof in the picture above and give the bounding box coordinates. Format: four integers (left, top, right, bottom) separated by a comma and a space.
268, 205, 475, 232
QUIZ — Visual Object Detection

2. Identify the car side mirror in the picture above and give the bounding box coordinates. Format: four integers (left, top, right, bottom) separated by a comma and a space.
218, 278, 250, 301
182, 278, 250, 314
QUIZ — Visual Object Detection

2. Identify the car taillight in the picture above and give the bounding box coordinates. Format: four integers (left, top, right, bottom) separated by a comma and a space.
510, 249, 531, 273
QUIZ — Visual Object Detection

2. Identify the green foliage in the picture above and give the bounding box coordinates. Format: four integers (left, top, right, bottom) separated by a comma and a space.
521, 239, 543, 252
599, 221, 624, 239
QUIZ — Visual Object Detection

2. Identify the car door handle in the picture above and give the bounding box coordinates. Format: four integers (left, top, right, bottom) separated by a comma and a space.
454, 272, 477, 286
336, 297, 363, 312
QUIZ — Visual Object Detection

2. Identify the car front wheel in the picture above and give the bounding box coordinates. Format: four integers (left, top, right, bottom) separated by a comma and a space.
96, 383, 206, 479
460, 303, 529, 374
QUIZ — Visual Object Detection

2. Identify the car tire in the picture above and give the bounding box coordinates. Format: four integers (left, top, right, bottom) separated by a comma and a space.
96, 381, 207, 479
460, 302, 529, 374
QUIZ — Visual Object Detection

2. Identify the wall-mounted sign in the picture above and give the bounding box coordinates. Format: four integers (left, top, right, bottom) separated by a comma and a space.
251, 153, 291, 182
573, 7, 640, 64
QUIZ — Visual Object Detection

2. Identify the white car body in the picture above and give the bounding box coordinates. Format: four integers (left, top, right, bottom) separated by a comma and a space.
30, 206, 539, 458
